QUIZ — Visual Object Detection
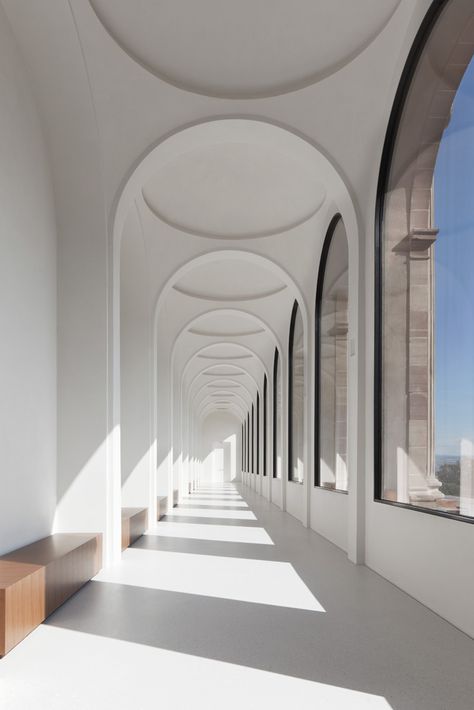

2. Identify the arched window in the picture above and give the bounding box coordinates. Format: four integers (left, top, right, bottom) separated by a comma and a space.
263, 375, 268, 476
256, 392, 260, 475
288, 301, 305, 483
251, 404, 255, 473
376, 0, 474, 521
244, 420, 247, 473
315, 215, 349, 492
273, 349, 282, 478
247, 412, 250, 472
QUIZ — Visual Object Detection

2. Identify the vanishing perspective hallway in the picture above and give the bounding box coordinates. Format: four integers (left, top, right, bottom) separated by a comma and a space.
2, 484, 473, 710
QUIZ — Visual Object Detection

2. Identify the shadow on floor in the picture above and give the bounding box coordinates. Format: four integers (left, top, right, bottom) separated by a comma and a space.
44, 578, 474, 710
43, 483, 474, 710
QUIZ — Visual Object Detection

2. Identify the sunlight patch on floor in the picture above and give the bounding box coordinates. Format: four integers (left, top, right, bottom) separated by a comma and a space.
146, 521, 274, 544
95, 548, 324, 611
0, 625, 393, 710
169, 507, 256, 520
181, 498, 249, 507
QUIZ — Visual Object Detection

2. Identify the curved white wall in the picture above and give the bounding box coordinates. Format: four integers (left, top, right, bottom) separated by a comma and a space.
0, 6, 57, 554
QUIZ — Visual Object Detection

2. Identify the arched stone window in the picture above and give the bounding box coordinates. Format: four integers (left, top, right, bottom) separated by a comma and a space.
251, 404, 255, 473
256, 392, 260, 475
247, 412, 250, 472
273, 349, 282, 479
263, 375, 268, 477
315, 216, 349, 492
376, 0, 474, 520
288, 302, 305, 483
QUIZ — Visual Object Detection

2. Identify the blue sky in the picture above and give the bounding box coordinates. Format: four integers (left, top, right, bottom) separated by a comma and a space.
434, 56, 474, 457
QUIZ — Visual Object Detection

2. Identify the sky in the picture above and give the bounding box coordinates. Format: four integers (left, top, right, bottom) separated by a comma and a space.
433, 56, 474, 458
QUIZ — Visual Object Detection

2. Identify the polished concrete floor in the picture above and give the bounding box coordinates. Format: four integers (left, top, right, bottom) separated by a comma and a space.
1, 483, 474, 709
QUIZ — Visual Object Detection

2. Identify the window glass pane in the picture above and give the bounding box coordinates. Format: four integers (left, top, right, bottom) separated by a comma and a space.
318, 219, 349, 491
256, 393, 260, 475
273, 351, 282, 478
379, 0, 474, 518
263, 377, 267, 476
289, 305, 304, 482
251, 404, 254, 473
247, 413, 250, 472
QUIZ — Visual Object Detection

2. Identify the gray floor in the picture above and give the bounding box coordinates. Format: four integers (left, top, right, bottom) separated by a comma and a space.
2, 483, 473, 709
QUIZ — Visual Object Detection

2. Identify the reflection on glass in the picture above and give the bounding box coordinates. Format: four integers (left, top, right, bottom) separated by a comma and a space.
247, 412, 250, 472
251, 404, 254, 473
273, 349, 283, 478
263, 375, 267, 476
379, 1, 474, 519
318, 218, 349, 491
289, 304, 304, 483
256, 392, 260, 475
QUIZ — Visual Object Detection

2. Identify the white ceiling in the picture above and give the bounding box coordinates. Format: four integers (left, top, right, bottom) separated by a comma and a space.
89, 0, 401, 98
1, 0, 427, 424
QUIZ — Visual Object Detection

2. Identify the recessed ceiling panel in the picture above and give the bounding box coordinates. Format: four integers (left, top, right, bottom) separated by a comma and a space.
188, 311, 266, 338
143, 141, 325, 239
198, 353, 252, 360
174, 260, 285, 302
90, 0, 401, 98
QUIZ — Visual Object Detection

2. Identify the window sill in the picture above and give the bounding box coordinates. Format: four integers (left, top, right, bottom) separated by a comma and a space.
314, 486, 348, 495
374, 497, 474, 524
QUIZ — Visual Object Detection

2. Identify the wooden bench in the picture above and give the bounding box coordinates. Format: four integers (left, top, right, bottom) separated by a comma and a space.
121, 508, 147, 551
0, 533, 101, 656
157, 496, 167, 520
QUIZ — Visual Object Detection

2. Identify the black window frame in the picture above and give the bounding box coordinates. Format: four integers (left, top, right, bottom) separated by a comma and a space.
272, 348, 280, 479
314, 213, 348, 492
247, 412, 250, 472
374, 0, 474, 524
256, 393, 260, 475
251, 404, 255, 473
263, 374, 268, 476
288, 300, 303, 483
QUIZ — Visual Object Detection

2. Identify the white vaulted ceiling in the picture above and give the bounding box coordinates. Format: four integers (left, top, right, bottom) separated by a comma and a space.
89, 0, 401, 98
142, 121, 327, 239
173, 260, 286, 302
1, 0, 419, 424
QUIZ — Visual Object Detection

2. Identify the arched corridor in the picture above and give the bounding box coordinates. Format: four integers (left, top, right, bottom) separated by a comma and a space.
0, 1, 473, 707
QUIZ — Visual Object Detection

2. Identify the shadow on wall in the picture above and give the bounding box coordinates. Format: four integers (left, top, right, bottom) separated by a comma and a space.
54, 205, 155, 526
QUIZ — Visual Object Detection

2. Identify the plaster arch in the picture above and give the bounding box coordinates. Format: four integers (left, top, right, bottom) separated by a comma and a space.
179, 342, 270, 390
171, 309, 282, 362
192, 384, 251, 414
197, 401, 246, 421
155, 249, 309, 330
184, 364, 262, 403
111, 116, 359, 249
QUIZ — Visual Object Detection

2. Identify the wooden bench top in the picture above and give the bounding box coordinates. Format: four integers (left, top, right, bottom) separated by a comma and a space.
1, 533, 100, 567
121, 507, 147, 519
1, 533, 102, 656
0, 560, 43, 589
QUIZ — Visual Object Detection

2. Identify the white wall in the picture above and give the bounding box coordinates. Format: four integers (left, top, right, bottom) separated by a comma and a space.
0, 6, 57, 554
286, 482, 305, 523
311, 489, 348, 552
120, 210, 152, 509
201, 412, 239, 483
